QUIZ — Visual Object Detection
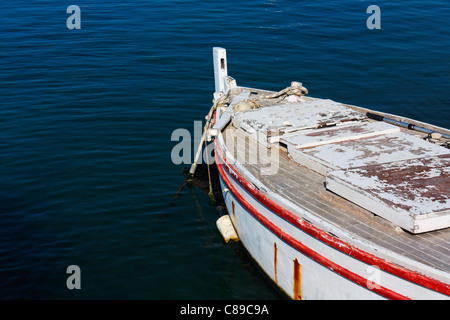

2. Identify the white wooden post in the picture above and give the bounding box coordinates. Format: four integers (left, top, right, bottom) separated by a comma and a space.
213, 47, 228, 94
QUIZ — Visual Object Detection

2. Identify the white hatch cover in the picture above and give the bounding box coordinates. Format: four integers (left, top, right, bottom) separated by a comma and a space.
326, 155, 450, 234
280, 121, 400, 150
279, 118, 450, 233
231, 99, 365, 146
286, 129, 450, 175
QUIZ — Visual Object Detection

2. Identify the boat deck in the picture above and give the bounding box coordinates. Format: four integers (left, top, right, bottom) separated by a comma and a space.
222, 121, 450, 276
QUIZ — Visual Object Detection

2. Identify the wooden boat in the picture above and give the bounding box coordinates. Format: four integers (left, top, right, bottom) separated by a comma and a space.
203, 47, 450, 299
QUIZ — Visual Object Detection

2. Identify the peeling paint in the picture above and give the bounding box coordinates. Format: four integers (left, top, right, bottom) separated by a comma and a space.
232, 99, 365, 140
327, 154, 450, 233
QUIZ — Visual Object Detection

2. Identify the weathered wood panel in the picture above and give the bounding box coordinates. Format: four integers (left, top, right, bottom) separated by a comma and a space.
326, 155, 450, 234
288, 131, 450, 175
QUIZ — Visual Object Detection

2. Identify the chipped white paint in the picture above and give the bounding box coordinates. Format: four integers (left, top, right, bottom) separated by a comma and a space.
288, 131, 450, 175
281, 121, 400, 149
232, 99, 365, 143
326, 155, 450, 233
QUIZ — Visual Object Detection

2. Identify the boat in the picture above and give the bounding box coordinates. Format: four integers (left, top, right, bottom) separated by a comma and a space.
197, 47, 450, 300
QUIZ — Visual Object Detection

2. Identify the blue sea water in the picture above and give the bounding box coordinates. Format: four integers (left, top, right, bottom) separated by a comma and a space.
0, 1, 448, 299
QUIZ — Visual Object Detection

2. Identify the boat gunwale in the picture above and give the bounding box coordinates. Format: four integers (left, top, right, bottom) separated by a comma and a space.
341, 102, 450, 137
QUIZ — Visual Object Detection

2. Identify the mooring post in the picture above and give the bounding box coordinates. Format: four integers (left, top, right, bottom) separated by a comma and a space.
213, 47, 228, 95
188, 48, 228, 181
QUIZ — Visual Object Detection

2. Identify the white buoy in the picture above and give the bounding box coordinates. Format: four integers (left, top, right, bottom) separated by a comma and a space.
216, 215, 239, 243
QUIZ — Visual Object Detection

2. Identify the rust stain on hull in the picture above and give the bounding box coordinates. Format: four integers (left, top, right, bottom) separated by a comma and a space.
231, 200, 236, 224
293, 258, 302, 300
274, 242, 278, 284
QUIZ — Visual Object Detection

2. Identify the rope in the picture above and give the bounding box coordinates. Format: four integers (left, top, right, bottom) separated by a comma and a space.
248, 82, 308, 109
204, 130, 215, 203
187, 92, 230, 181
188, 83, 308, 181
